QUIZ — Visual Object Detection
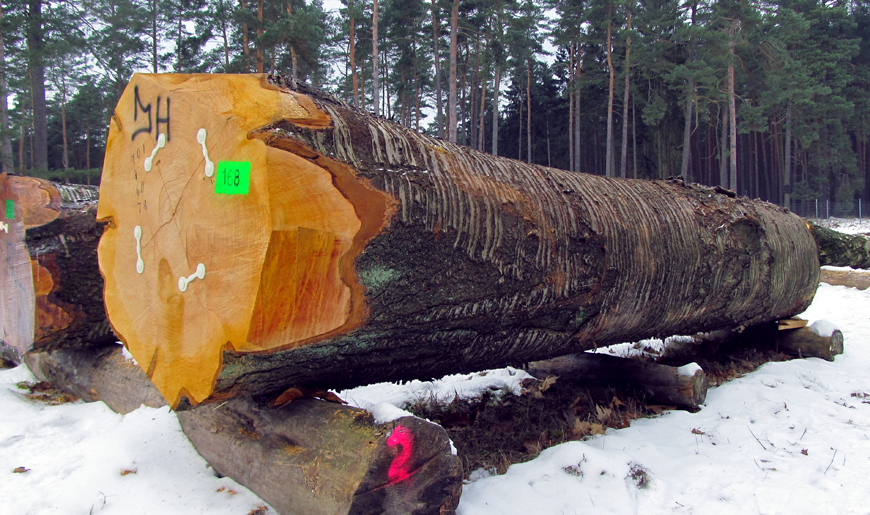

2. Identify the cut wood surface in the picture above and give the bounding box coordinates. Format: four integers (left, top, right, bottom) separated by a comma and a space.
0, 174, 108, 361
819, 268, 870, 290
177, 397, 463, 515
24, 344, 167, 414
0, 173, 32, 364
526, 353, 708, 410
98, 74, 821, 409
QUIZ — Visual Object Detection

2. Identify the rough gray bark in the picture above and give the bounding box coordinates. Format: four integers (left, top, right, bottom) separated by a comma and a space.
527, 353, 708, 410
209, 77, 819, 404
178, 398, 463, 515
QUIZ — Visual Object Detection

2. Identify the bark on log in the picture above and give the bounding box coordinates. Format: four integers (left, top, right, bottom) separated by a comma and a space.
23, 344, 167, 414
819, 268, 870, 290
526, 353, 708, 410
97, 74, 820, 409
774, 322, 844, 361
809, 222, 870, 268
0, 174, 109, 361
177, 397, 463, 515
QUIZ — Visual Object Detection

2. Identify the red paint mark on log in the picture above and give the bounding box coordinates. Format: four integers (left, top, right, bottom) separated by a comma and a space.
386, 425, 414, 484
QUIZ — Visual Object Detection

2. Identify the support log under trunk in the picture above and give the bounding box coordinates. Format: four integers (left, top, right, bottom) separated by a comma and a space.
97, 74, 820, 409
1, 175, 108, 362
178, 398, 462, 515
526, 353, 708, 410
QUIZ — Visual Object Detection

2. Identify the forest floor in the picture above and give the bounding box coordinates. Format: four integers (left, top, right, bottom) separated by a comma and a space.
1, 219, 868, 515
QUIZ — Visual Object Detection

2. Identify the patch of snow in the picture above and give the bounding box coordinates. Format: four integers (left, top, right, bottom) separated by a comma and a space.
368, 401, 416, 424
677, 362, 702, 377
808, 319, 840, 338
119, 343, 137, 365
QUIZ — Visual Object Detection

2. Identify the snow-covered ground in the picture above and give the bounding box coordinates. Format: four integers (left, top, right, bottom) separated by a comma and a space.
3, 223, 870, 515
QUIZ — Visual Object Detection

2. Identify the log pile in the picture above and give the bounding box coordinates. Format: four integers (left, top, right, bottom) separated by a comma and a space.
96, 73, 821, 410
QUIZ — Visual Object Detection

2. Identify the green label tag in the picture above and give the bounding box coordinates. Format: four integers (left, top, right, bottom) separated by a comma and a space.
5, 199, 12, 219
215, 161, 251, 195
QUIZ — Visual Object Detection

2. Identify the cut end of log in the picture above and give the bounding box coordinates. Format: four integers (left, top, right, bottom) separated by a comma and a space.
97, 74, 392, 408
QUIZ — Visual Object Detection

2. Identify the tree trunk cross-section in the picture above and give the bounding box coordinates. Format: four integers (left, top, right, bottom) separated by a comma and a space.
97, 74, 820, 409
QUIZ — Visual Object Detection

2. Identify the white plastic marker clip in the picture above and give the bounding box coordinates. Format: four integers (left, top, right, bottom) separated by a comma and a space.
134, 226, 144, 273
144, 133, 166, 172
0, 221, 8, 233
178, 263, 206, 292
197, 128, 215, 177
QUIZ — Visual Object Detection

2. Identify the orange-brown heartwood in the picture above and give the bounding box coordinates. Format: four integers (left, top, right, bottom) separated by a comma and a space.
97, 74, 820, 409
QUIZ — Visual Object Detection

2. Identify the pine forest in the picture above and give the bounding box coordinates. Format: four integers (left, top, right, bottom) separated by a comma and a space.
2, 0, 870, 213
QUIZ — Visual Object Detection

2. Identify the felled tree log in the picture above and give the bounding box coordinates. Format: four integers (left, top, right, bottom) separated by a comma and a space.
23, 344, 167, 414
809, 222, 870, 268
819, 268, 870, 290
97, 73, 821, 409
0, 174, 109, 362
526, 353, 708, 410
177, 398, 463, 515
0, 173, 32, 364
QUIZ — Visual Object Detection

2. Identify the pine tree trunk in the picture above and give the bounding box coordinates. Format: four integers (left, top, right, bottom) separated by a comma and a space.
432, 0, 442, 138
97, 74, 821, 409
372, 0, 379, 116
605, 14, 614, 177
526, 60, 531, 164
492, 66, 500, 157
574, 40, 582, 174
784, 102, 792, 210
27, 0, 47, 171
620, 12, 631, 179
241, 0, 250, 71
569, 45, 574, 174
728, 18, 738, 193
448, 0, 459, 143
350, 5, 358, 108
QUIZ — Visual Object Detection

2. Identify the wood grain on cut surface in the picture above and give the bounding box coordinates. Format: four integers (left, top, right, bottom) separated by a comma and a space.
97, 74, 375, 408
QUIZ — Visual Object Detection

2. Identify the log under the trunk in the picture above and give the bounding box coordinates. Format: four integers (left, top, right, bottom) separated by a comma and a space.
97, 74, 821, 409
178, 398, 463, 515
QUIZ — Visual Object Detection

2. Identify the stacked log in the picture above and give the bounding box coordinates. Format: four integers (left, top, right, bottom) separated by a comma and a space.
96, 73, 821, 410
0, 174, 107, 363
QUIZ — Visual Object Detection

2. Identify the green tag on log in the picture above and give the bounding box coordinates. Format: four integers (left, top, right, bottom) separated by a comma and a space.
215, 161, 250, 195
5, 199, 12, 219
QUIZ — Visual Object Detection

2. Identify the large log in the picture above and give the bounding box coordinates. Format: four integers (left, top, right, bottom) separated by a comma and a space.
819, 268, 870, 290
0, 174, 109, 362
97, 74, 820, 409
177, 398, 463, 515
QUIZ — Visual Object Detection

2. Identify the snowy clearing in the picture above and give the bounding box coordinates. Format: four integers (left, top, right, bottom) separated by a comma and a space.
2, 222, 870, 514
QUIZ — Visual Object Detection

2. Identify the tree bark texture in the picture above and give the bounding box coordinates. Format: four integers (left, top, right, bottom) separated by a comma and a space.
23, 343, 167, 414
809, 222, 870, 268
1, 175, 109, 362
177, 397, 462, 515
97, 74, 820, 410
526, 353, 708, 410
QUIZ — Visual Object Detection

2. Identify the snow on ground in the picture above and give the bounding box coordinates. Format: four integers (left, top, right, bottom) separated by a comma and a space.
2, 221, 870, 515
